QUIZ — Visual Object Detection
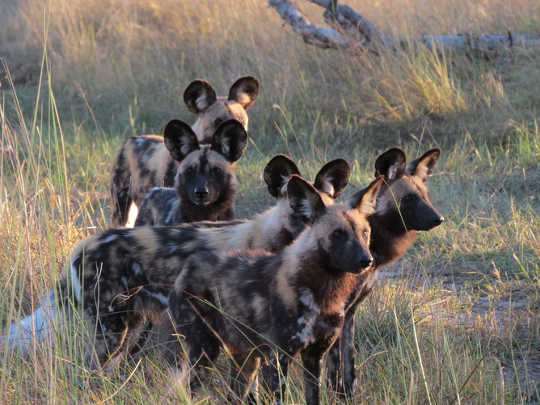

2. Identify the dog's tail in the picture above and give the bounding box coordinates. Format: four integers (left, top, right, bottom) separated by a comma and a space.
2, 290, 59, 354
2, 244, 86, 354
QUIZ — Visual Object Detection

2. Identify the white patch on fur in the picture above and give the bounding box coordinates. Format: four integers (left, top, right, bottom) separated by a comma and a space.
298, 288, 320, 313
220, 138, 230, 156
388, 163, 401, 180
71, 262, 82, 302
284, 230, 316, 270
260, 200, 288, 238
297, 198, 312, 219
125, 202, 139, 228
168, 242, 180, 254
4, 291, 57, 353
165, 198, 179, 224
132, 262, 143, 276
293, 318, 315, 345
190, 119, 204, 143
235, 92, 251, 107
319, 178, 335, 196
292, 288, 320, 345
101, 234, 118, 244
280, 175, 290, 195
195, 94, 209, 111
145, 290, 169, 306
180, 141, 195, 157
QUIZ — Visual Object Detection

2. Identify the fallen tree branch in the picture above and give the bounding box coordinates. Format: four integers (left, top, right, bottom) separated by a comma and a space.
268, 0, 348, 48
268, 0, 540, 55
310, 0, 394, 51
418, 32, 540, 54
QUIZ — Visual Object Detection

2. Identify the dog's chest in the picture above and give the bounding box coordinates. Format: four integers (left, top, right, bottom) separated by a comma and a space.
286, 288, 343, 352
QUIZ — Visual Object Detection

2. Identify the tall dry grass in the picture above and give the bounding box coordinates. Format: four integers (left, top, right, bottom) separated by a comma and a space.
1, 0, 537, 136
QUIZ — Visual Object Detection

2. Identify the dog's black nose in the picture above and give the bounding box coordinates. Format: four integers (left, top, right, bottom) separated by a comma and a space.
359, 257, 373, 269
194, 186, 209, 198
434, 216, 445, 226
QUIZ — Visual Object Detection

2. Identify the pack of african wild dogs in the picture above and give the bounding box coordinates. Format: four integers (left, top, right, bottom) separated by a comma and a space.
5, 76, 444, 404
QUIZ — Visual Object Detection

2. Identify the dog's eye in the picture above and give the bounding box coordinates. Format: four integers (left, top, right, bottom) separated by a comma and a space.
211, 167, 222, 176
402, 194, 418, 204
185, 166, 196, 175
331, 229, 348, 242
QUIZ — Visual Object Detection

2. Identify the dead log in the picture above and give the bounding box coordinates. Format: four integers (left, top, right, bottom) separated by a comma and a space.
417, 33, 540, 54
268, 0, 348, 48
269, 0, 540, 55
311, 0, 394, 52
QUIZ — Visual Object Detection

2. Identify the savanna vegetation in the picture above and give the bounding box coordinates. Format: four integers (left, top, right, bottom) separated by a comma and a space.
0, 0, 538, 403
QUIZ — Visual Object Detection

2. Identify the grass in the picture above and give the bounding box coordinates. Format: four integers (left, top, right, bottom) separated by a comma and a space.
1, 0, 539, 403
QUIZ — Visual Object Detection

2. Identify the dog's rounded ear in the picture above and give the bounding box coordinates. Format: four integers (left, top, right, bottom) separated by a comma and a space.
183, 79, 217, 113
211, 120, 248, 163
228, 76, 259, 110
164, 120, 199, 161
263, 154, 300, 198
374, 148, 406, 181
349, 176, 384, 216
314, 158, 351, 199
287, 175, 326, 224
407, 148, 440, 182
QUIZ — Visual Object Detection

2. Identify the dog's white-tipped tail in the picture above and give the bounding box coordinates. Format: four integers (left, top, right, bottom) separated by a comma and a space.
2, 291, 57, 354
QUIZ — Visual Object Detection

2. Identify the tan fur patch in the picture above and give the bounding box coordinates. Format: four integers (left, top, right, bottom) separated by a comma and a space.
191, 97, 249, 144
409, 175, 429, 199
345, 208, 371, 241
124, 141, 138, 178
123, 138, 172, 206
205, 222, 253, 251
133, 226, 159, 255
203, 200, 290, 253
321, 292, 347, 316
276, 256, 299, 310
320, 192, 335, 206
146, 145, 170, 181
310, 205, 351, 247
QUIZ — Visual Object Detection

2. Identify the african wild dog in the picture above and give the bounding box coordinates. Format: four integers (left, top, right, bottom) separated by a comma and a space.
130, 153, 348, 351
134, 119, 247, 226
110, 76, 259, 227
4, 156, 350, 366
326, 148, 444, 396
135, 149, 350, 229
164, 175, 383, 405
